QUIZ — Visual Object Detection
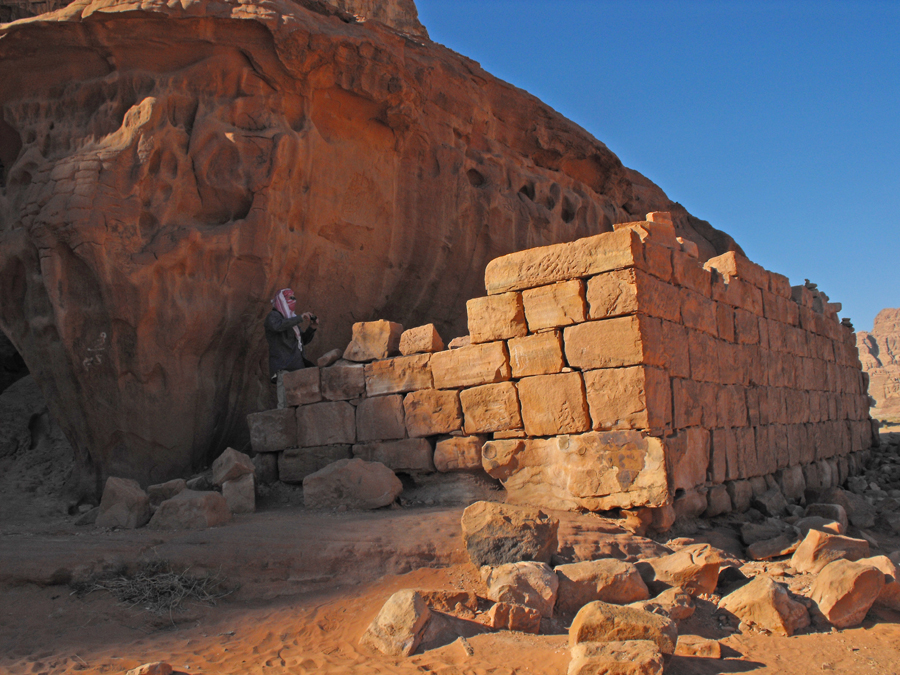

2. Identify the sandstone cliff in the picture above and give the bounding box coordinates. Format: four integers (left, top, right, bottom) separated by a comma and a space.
0, 0, 741, 489
858, 308, 900, 423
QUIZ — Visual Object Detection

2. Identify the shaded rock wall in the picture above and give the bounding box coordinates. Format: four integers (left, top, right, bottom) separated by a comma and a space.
0, 0, 740, 489
857, 308, 900, 422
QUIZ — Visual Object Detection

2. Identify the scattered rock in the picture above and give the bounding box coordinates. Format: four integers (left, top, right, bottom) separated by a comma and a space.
483, 561, 559, 617
185, 474, 212, 491
484, 602, 541, 634
808, 559, 885, 628
74, 506, 99, 526
568, 640, 664, 675
804, 503, 849, 532
95, 477, 151, 529
674, 634, 722, 658
704, 485, 732, 518
555, 559, 650, 615
147, 490, 232, 530
741, 520, 786, 546
317, 348, 344, 368
460, 501, 559, 567
147, 478, 186, 507
717, 575, 810, 636
302, 459, 402, 510
628, 587, 694, 622
790, 529, 870, 574
861, 555, 900, 610
794, 516, 844, 537
813, 488, 876, 529
212, 447, 255, 487
447, 336, 471, 349
751, 487, 788, 517
569, 601, 677, 655
359, 590, 431, 657
641, 544, 722, 596
125, 663, 173, 675
222, 473, 255, 514
747, 531, 801, 561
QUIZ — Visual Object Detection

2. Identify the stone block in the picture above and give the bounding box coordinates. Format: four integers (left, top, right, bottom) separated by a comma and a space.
297, 401, 356, 447
359, 590, 431, 657
434, 436, 486, 472
717, 303, 735, 342
673, 378, 702, 429
569, 601, 677, 655
343, 320, 403, 362
712, 277, 764, 316
399, 324, 444, 355
147, 490, 231, 530
672, 250, 712, 296
585, 268, 681, 323
680, 288, 718, 336
403, 389, 462, 437
564, 315, 653, 370
278, 445, 353, 483
467, 292, 527, 343
727, 479, 753, 512
460, 382, 522, 434
482, 431, 669, 511
668, 427, 710, 491
809, 559, 885, 628
555, 559, 650, 615
705, 484, 732, 517
583, 366, 670, 432
96, 477, 151, 529
222, 473, 255, 514
353, 438, 435, 472
484, 228, 644, 295
212, 447, 254, 486
461, 501, 559, 566
642, 241, 674, 282
508, 331, 565, 378
790, 529, 870, 574
304, 459, 402, 510
688, 329, 719, 382
717, 385, 747, 428
321, 364, 366, 401
356, 394, 406, 442
283, 367, 322, 406
709, 428, 728, 484
734, 308, 760, 344
364, 353, 433, 397
248, 408, 297, 453
316, 348, 343, 368
518, 372, 590, 436
431, 341, 511, 389
568, 640, 664, 675
704, 251, 769, 289
483, 561, 559, 617
147, 479, 186, 507
521, 279, 586, 331
718, 576, 809, 636
657, 319, 690, 378
484, 603, 541, 634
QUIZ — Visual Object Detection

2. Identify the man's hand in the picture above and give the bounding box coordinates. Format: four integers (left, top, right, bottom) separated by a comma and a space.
302, 312, 319, 328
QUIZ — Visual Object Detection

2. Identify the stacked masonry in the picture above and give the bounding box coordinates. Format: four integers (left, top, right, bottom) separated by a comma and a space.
247, 214, 877, 514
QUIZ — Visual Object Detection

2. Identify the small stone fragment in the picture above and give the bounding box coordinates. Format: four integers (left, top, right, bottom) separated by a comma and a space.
359, 590, 431, 657
484, 602, 541, 634
568, 640, 664, 675
317, 348, 343, 368
628, 587, 695, 622
674, 635, 722, 659
399, 324, 444, 355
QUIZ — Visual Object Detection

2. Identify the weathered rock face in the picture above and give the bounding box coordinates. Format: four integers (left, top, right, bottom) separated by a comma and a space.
0, 0, 739, 488
327, 0, 427, 38
857, 308, 900, 422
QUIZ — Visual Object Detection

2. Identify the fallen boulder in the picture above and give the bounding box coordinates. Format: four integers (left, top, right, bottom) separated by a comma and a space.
674, 635, 722, 659
569, 602, 678, 655
359, 590, 431, 657
717, 575, 809, 636
804, 503, 849, 532
147, 478, 186, 508
484, 602, 541, 634
861, 555, 900, 610
212, 447, 255, 487
461, 501, 559, 567
628, 587, 695, 622
555, 559, 650, 615
302, 459, 402, 510
747, 531, 801, 561
95, 477, 151, 529
812, 488, 876, 529
809, 559, 885, 628
483, 561, 559, 618
794, 516, 844, 537
568, 640, 664, 675
222, 473, 255, 514
790, 529, 870, 574
641, 544, 722, 596
148, 490, 231, 530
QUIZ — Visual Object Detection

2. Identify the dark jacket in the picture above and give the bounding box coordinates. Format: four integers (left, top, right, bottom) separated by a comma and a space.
265, 310, 316, 376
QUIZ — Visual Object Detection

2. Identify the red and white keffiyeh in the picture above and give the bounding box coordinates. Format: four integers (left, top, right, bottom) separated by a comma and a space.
272, 288, 303, 346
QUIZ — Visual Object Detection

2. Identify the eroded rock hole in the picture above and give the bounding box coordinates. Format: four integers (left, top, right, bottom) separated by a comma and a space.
561, 196, 576, 223
518, 183, 535, 201
467, 168, 486, 187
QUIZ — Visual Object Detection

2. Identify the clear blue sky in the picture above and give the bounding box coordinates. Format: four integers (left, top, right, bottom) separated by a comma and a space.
416, 0, 899, 332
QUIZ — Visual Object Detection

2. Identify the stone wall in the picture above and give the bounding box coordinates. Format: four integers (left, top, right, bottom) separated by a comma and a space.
248, 214, 877, 516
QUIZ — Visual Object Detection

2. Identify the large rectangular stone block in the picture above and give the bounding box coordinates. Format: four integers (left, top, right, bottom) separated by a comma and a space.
712, 277, 763, 316
641, 241, 674, 282
717, 303, 736, 342
484, 228, 644, 295
668, 427, 710, 491
283, 367, 322, 407
399, 324, 445, 355
518, 372, 591, 436
704, 250, 769, 289
248, 408, 297, 453
356, 394, 406, 442
321, 364, 366, 401
672, 378, 702, 429
521, 280, 586, 331
460, 382, 523, 434
297, 401, 356, 447
431, 341, 511, 389
278, 445, 352, 483
403, 389, 462, 437
352, 438, 435, 473
481, 431, 669, 511
709, 428, 728, 484
734, 308, 760, 345
585, 268, 681, 323
564, 315, 649, 370
672, 250, 712, 296
434, 436, 487, 472
343, 320, 403, 362
717, 385, 748, 428
467, 292, 528, 343
508, 331, 565, 378
364, 353, 433, 397
583, 366, 670, 432
687, 329, 720, 382
680, 288, 718, 336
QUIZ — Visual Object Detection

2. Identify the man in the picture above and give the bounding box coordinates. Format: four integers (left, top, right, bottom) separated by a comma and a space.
265, 288, 318, 408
